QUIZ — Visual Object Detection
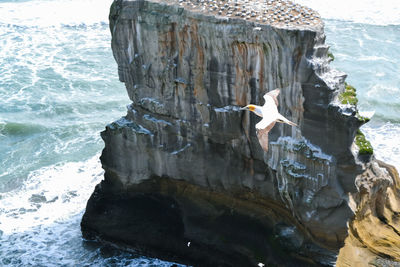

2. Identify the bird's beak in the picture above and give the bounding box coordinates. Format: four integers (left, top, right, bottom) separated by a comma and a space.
240, 107, 247, 111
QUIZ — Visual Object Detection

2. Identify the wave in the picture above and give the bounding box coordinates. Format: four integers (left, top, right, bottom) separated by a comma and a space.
0, 155, 103, 234
295, 0, 400, 25
362, 123, 400, 169
0, 121, 47, 136
357, 55, 396, 63
0, 0, 114, 27
0, 155, 183, 266
366, 85, 400, 102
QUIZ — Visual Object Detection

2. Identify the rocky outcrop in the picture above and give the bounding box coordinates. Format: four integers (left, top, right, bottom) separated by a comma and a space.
81, 0, 400, 265
337, 160, 400, 266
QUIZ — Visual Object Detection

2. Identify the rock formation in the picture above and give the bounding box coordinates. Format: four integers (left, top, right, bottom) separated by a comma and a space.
81, 0, 400, 265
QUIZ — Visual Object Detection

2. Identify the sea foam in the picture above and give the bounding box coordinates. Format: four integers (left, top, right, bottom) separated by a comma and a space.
295, 0, 400, 25
0, 155, 183, 266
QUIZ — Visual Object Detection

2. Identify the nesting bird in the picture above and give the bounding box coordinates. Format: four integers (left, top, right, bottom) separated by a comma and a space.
240, 89, 297, 152
172, 0, 321, 27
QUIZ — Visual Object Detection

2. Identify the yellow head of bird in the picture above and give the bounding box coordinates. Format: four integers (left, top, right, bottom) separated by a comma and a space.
247, 105, 256, 111
240, 104, 256, 111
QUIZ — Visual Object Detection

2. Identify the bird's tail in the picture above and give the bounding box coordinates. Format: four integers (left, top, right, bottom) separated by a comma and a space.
277, 114, 298, 127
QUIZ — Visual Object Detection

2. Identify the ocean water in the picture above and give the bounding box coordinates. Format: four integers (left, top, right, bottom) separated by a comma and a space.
297, 0, 400, 168
0, 0, 178, 265
0, 0, 399, 265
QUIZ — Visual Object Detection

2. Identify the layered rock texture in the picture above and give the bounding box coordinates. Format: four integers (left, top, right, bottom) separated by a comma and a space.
81, 0, 400, 265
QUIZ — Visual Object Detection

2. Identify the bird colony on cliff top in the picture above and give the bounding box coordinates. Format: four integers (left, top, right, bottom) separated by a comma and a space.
157, 0, 322, 26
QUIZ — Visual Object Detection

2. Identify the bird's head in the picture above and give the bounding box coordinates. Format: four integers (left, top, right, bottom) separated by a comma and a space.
240, 104, 256, 112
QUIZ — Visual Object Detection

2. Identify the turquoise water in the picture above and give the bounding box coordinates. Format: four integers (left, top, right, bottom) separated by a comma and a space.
0, 21, 127, 192
325, 21, 400, 167
0, 0, 399, 265
0, 0, 179, 265
326, 22, 400, 122
298, 0, 400, 169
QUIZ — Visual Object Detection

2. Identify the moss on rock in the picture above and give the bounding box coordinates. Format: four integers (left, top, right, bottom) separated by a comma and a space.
355, 130, 373, 155
356, 113, 370, 123
340, 83, 358, 105
328, 52, 335, 61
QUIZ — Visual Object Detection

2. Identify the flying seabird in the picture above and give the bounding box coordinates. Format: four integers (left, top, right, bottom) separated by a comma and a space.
240, 89, 297, 151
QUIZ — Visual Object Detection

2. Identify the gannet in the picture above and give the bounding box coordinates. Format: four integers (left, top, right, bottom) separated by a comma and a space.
240, 89, 297, 151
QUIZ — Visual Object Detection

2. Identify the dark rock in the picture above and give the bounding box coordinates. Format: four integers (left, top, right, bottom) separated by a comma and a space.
81, 0, 399, 265
82, 177, 324, 266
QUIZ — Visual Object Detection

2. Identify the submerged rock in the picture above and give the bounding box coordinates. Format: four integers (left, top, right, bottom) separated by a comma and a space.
81, 0, 400, 265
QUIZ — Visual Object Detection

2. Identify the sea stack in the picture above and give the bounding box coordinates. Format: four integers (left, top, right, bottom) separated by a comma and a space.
81, 0, 400, 265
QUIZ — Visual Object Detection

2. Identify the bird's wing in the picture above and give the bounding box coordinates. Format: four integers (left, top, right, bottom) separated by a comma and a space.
263, 89, 280, 106
256, 121, 276, 152
255, 115, 276, 130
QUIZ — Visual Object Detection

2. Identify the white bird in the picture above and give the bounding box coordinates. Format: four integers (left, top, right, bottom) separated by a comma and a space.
240, 89, 297, 151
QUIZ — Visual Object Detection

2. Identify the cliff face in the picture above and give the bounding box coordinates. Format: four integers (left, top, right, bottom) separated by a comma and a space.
81, 0, 400, 265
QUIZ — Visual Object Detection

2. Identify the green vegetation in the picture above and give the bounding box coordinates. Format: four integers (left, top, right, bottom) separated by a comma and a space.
328, 52, 335, 61
339, 83, 358, 105
356, 113, 370, 123
355, 130, 373, 155
337, 82, 373, 155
